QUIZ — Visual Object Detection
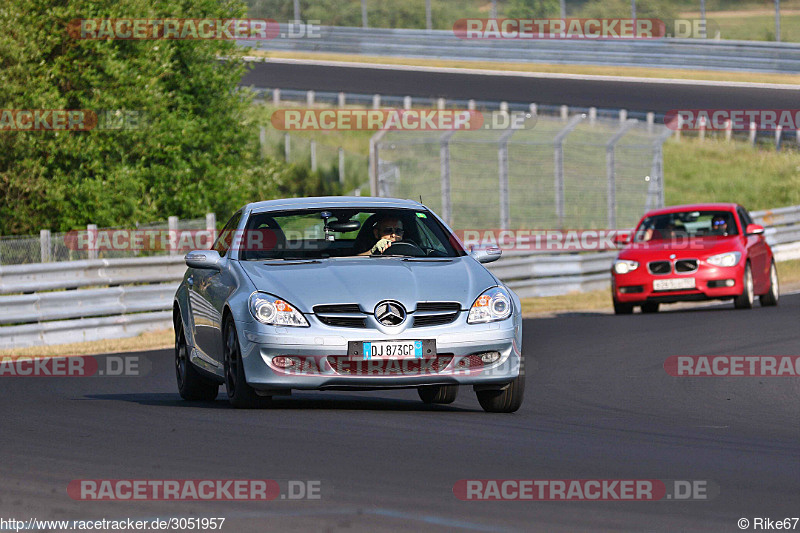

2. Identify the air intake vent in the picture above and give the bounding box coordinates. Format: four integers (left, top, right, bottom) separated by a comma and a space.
413, 302, 461, 327
313, 304, 366, 328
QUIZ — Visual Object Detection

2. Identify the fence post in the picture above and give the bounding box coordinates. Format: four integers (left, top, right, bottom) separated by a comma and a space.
361, 0, 368, 28
560, 105, 569, 121
646, 112, 654, 134
589, 107, 597, 125
306, 90, 315, 106
284, 133, 291, 161
272, 88, 280, 106
749, 121, 757, 145
437, 98, 446, 110
468, 99, 476, 111
259, 126, 267, 159
529, 103, 537, 116
40, 229, 51, 263
440, 130, 456, 226
498, 128, 516, 230
369, 130, 388, 196
206, 213, 216, 249
725, 119, 732, 142
606, 120, 638, 228
775, 125, 783, 150
168, 216, 178, 256
338, 148, 345, 185
338, 92, 346, 108
619, 109, 627, 123
403, 96, 412, 110
553, 114, 586, 229
372, 94, 381, 109
87, 224, 98, 260
310, 140, 317, 172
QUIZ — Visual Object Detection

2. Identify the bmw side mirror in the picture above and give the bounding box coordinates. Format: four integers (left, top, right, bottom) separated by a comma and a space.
185, 250, 222, 270
470, 246, 502, 264
745, 223, 765, 236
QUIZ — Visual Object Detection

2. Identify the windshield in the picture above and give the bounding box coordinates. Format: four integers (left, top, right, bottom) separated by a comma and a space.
238, 208, 466, 261
635, 210, 739, 241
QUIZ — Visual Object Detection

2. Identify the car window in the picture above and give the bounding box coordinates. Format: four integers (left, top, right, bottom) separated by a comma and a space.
239, 208, 465, 260
637, 210, 738, 240
212, 211, 242, 258
737, 207, 754, 230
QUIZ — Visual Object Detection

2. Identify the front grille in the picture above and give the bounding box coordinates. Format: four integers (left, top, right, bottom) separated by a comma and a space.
412, 302, 462, 327
313, 304, 366, 328
648, 261, 671, 275
675, 259, 698, 273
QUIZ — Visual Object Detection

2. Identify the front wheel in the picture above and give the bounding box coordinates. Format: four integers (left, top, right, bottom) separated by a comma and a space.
734, 262, 754, 309
175, 318, 219, 401
476, 355, 525, 413
224, 317, 269, 409
759, 261, 779, 306
613, 300, 633, 315
418, 385, 458, 404
641, 302, 659, 314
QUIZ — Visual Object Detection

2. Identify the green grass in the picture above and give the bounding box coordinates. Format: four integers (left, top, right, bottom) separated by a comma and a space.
664, 137, 800, 210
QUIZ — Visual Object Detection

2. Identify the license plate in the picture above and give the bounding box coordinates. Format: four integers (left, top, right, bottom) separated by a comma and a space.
653, 278, 696, 291
347, 340, 436, 360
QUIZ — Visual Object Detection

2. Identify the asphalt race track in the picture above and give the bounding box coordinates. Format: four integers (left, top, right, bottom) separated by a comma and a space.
240, 60, 800, 114
1, 295, 798, 532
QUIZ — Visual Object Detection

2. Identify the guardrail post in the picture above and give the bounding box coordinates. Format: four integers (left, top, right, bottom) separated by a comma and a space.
168, 216, 178, 256
775, 125, 783, 150
498, 127, 517, 230
338, 92, 346, 108
40, 229, 51, 263
403, 96, 412, 110
338, 148, 345, 185
310, 141, 317, 172
554, 114, 586, 228
698, 115, 706, 142
468, 99, 476, 111
372, 94, 381, 109
306, 90, 315, 106
646, 112, 654, 134
87, 224, 98, 260
440, 130, 456, 226
529, 103, 537, 116
725, 119, 732, 142
272, 88, 280, 106
619, 109, 627, 123
500, 101, 508, 114
606, 120, 638, 228
284, 133, 291, 161
560, 105, 569, 121
589, 107, 597, 125
437, 98, 446, 110
749, 121, 757, 145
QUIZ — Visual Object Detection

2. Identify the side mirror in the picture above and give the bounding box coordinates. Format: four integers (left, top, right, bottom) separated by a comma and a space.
745, 223, 765, 236
613, 231, 632, 246
470, 246, 502, 264
185, 250, 222, 270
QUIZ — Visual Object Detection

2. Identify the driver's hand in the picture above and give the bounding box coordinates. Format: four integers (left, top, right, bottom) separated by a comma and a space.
371, 238, 392, 254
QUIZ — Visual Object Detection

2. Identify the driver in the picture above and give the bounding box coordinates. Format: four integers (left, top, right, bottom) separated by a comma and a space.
363, 216, 404, 255
711, 215, 728, 235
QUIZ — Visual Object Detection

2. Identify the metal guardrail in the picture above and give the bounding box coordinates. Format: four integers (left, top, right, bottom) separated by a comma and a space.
244, 25, 800, 74
1, 205, 799, 348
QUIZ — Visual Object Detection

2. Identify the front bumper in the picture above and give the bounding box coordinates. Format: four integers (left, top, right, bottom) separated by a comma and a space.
237, 314, 522, 391
612, 262, 743, 304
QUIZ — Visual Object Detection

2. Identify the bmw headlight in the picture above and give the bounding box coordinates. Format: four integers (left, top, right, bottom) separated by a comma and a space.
468, 287, 512, 324
613, 259, 639, 274
249, 293, 309, 327
706, 251, 741, 267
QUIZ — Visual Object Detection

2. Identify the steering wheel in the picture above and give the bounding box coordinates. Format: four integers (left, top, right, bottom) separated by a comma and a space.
378, 241, 425, 257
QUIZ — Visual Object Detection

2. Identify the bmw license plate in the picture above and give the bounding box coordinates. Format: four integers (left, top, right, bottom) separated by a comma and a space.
348, 340, 436, 360
653, 278, 696, 291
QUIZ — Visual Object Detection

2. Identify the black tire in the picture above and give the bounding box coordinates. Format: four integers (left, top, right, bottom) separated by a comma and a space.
760, 261, 779, 307
175, 317, 219, 401
641, 302, 660, 314
223, 317, 269, 409
476, 355, 525, 413
613, 300, 634, 315
734, 262, 754, 309
418, 385, 458, 404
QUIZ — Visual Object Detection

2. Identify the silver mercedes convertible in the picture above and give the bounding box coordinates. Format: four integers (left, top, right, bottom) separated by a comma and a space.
173, 197, 524, 412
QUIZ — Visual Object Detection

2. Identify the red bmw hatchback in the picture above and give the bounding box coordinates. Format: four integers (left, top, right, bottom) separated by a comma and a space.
611, 203, 779, 314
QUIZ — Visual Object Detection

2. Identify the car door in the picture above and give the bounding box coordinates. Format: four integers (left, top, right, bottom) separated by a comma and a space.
738, 206, 768, 292
190, 211, 241, 364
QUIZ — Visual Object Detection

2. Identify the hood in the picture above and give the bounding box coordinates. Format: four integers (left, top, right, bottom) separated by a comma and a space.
618, 235, 742, 260
238, 257, 498, 313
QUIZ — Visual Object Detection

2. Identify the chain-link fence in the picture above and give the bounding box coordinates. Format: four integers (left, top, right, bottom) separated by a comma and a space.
0, 216, 211, 266
373, 113, 673, 231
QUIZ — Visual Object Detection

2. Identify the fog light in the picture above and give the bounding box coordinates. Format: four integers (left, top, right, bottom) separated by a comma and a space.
272, 356, 298, 368
480, 351, 501, 364
725, 279, 735, 287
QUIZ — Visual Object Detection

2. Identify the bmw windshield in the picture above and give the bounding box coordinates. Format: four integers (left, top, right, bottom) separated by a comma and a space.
237, 208, 466, 260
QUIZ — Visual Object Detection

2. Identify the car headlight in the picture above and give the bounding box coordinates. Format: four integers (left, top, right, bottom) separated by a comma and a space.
468, 287, 512, 324
706, 251, 741, 267
613, 259, 639, 274
249, 293, 309, 327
